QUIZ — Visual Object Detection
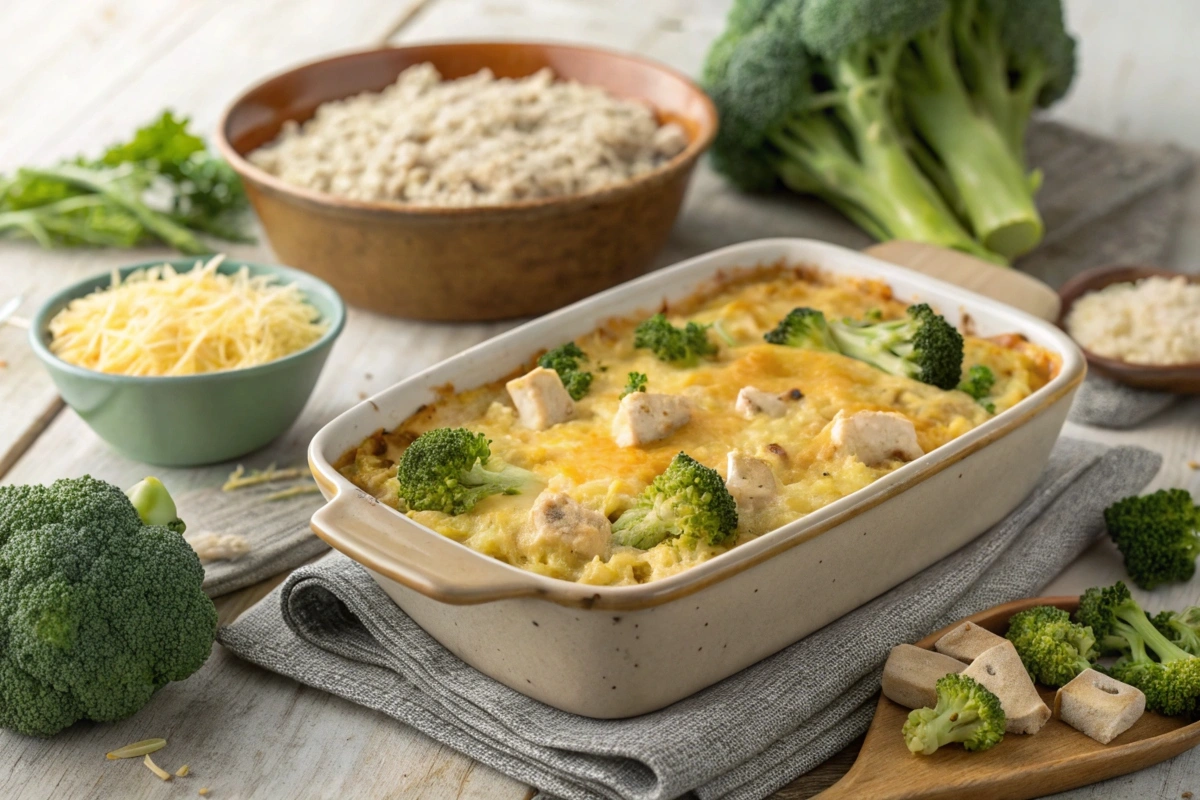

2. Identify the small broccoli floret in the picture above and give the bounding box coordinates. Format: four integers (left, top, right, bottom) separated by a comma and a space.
1103, 489, 1200, 590
125, 476, 186, 533
612, 453, 739, 550
621, 371, 648, 398
1152, 607, 1200, 657
827, 304, 964, 390
902, 673, 1006, 755
1006, 605, 1096, 687
0, 476, 215, 737
1077, 582, 1200, 716
958, 364, 997, 413
395, 428, 535, 515
633, 314, 717, 367
762, 307, 839, 350
537, 342, 593, 401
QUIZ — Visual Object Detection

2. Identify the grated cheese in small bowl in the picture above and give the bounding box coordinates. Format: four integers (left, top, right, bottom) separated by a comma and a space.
48, 255, 327, 377
1065, 276, 1200, 365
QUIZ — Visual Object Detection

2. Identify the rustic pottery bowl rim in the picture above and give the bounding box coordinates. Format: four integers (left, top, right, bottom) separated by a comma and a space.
1056, 263, 1200, 380
214, 40, 719, 219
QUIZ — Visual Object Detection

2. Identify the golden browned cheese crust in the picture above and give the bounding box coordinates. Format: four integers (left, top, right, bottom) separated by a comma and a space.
337, 266, 1057, 586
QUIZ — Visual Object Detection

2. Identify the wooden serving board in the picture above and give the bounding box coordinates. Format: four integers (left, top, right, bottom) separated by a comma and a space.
817, 597, 1200, 800
865, 241, 1062, 322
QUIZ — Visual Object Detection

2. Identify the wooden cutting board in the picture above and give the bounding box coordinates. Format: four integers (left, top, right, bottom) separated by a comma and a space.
865, 241, 1062, 322
816, 597, 1200, 800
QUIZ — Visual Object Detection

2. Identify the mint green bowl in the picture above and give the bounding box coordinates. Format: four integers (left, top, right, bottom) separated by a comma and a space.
30, 258, 346, 467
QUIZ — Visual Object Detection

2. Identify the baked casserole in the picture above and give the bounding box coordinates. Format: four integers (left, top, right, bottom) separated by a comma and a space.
337, 264, 1057, 586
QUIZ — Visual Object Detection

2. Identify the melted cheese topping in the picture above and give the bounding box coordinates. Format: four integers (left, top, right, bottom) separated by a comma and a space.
48, 256, 327, 376
338, 266, 1057, 586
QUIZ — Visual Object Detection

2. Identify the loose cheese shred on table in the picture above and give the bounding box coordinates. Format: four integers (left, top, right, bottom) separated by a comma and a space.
48, 255, 327, 376
143, 754, 172, 781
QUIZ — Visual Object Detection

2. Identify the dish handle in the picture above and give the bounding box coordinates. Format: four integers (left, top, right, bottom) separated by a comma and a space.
309, 488, 550, 605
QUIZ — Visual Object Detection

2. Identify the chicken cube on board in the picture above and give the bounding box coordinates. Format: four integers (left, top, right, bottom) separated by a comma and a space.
1055, 669, 1145, 745
963, 641, 1051, 735
882, 644, 967, 710
506, 367, 575, 431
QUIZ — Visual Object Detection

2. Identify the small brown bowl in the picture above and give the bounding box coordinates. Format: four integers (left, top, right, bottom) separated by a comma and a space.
1058, 264, 1200, 393
216, 42, 717, 321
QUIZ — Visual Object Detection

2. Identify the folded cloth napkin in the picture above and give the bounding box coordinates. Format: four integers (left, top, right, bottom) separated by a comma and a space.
218, 438, 1160, 800
1068, 374, 1178, 430
176, 481, 329, 598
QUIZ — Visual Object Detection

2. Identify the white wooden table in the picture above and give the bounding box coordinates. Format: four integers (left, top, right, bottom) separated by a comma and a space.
1, 1, 1198, 797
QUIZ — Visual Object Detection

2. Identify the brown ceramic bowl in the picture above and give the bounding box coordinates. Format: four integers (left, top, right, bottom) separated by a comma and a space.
216, 42, 717, 321
1058, 264, 1200, 392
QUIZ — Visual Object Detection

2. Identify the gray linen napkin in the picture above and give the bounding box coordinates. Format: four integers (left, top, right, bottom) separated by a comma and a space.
1068, 375, 1178, 430
218, 438, 1161, 800
175, 482, 328, 597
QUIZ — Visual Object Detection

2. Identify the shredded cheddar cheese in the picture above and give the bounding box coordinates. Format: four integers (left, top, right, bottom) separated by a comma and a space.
48, 255, 326, 376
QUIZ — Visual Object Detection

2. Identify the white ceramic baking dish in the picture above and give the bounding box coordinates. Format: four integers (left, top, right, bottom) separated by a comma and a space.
307, 238, 1085, 719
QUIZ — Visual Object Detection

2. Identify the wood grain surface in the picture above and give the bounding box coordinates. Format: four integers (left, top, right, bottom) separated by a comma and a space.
1, 2, 1199, 799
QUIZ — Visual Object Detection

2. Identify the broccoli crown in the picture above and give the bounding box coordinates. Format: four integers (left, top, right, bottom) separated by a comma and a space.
612, 453, 739, 550
828, 304, 964, 390
0, 476, 216, 737
983, 0, 1077, 108
902, 672, 1006, 755
633, 314, 717, 367
762, 307, 839, 350
1104, 489, 1200, 590
1152, 607, 1200, 657
621, 371, 648, 398
537, 342, 593, 401
798, 0, 944, 60
957, 364, 996, 413
1005, 605, 1096, 687
395, 427, 534, 515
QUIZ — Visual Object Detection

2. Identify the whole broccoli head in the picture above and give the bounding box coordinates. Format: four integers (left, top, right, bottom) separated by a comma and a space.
1077, 582, 1200, 716
1152, 607, 1200, 657
827, 304, 964, 390
1104, 489, 1200, 590
633, 314, 717, 367
763, 307, 839, 351
1006, 605, 1096, 687
537, 342, 593, 401
957, 364, 997, 413
612, 453, 739, 550
395, 427, 535, 515
902, 672, 1006, 755
0, 476, 216, 738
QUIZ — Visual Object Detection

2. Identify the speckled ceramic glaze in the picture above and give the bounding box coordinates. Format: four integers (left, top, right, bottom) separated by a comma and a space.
216, 42, 718, 321
31, 259, 345, 467
308, 239, 1085, 719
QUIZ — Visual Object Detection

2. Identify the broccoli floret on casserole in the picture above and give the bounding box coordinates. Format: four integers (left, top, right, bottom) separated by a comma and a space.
612, 452, 739, 550
762, 307, 839, 351
764, 303, 965, 390
633, 314, 718, 367
957, 364, 997, 413
537, 342, 593, 401
395, 427, 536, 515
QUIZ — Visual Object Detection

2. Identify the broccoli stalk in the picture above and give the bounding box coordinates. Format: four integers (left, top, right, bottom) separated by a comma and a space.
763, 307, 839, 350
613, 453, 739, 550
1005, 605, 1096, 687
1077, 583, 1200, 716
902, 673, 1006, 755
829, 304, 964, 390
1104, 489, 1200, 589
900, 7, 1044, 259
633, 314, 717, 367
537, 342, 593, 400
125, 477, 186, 534
395, 428, 536, 515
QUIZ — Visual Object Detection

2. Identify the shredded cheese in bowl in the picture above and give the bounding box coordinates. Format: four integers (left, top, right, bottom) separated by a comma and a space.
48, 255, 328, 376
1065, 276, 1200, 365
